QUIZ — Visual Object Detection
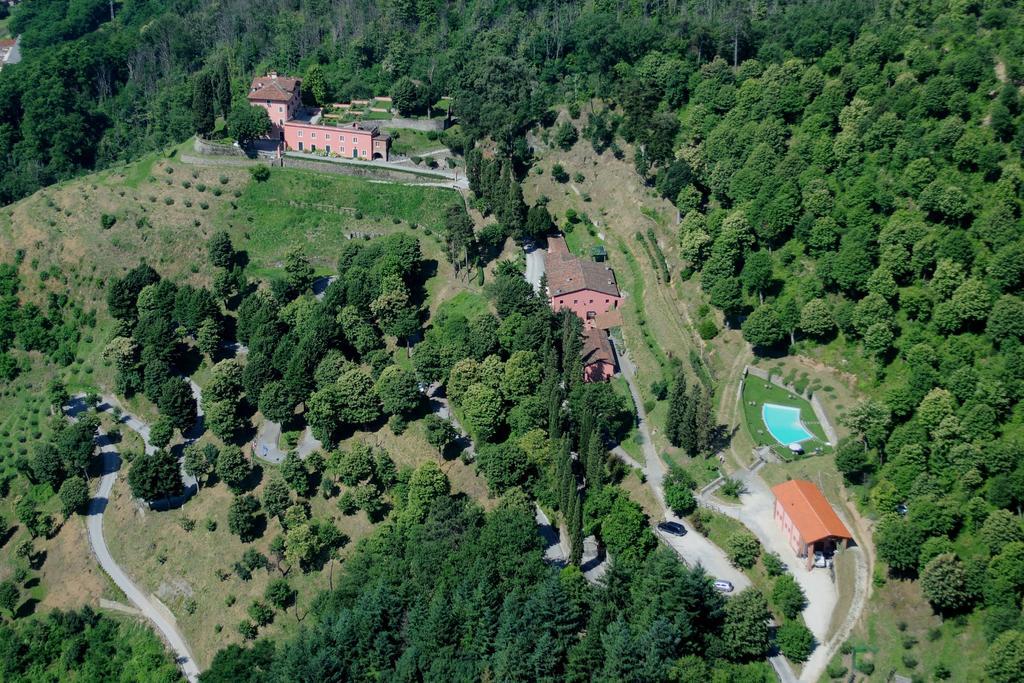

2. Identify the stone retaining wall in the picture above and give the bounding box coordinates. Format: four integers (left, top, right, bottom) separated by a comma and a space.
282, 155, 451, 184
193, 137, 245, 157
744, 365, 838, 445
382, 117, 448, 132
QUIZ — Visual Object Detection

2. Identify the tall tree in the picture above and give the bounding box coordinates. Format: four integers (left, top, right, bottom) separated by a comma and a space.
192, 71, 216, 137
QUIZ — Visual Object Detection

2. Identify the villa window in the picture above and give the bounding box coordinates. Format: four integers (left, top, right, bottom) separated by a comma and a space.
265, 100, 270, 105
352, 136, 357, 143
298, 142, 304, 151
298, 131, 303, 137
326, 134, 331, 140
311, 132, 316, 139
278, 106, 283, 113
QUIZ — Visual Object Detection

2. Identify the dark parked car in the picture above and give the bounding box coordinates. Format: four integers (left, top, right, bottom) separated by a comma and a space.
657, 521, 687, 536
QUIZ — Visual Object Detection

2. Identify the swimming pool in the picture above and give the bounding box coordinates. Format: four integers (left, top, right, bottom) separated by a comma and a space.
761, 403, 814, 446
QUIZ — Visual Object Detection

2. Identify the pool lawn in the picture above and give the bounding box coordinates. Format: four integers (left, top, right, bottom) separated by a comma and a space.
741, 377, 832, 459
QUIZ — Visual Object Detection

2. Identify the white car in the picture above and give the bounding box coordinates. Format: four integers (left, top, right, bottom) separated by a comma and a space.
713, 580, 734, 593
813, 552, 828, 568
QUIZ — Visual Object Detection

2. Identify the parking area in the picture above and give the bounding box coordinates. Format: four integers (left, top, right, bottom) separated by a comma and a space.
710, 471, 839, 641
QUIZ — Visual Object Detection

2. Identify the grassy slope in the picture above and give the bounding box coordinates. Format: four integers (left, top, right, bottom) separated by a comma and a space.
0, 148, 489, 664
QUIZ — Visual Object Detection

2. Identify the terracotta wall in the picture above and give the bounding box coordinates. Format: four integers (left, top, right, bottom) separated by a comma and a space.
550, 291, 621, 330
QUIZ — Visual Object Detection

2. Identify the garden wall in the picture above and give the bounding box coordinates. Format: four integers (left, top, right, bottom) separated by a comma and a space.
382, 116, 448, 132
282, 155, 453, 185
744, 365, 838, 445
194, 137, 245, 157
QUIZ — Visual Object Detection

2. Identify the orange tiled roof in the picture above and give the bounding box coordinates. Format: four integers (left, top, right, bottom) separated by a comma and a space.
248, 74, 300, 102
547, 249, 620, 298
772, 480, 852, 543
581, 329, 615, 367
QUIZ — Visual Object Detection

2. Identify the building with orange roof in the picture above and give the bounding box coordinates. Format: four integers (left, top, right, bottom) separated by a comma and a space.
546, 235, 622, 330
771, 479, 852, 570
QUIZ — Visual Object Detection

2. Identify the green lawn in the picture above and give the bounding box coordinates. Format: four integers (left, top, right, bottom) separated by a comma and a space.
220, 168, 461, 277
388, 129, 445, 157
740, 376, 831, 460
436, 290, 490, 321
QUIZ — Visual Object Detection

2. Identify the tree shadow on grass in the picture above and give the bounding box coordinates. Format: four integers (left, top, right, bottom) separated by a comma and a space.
14, 598, 38, 619
177, 345, 204, 378
0, 524, 17, 549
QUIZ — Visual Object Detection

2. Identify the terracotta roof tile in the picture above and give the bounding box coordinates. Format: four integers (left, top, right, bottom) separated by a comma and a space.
547, 249, 620, 298
581, 329, 615, 367
772, 480, 852, 544
248, 75, 300, 103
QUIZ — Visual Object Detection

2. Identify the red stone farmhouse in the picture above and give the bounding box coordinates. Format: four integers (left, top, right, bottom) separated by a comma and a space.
247, 73, 391, 160
546, 236, 622, 383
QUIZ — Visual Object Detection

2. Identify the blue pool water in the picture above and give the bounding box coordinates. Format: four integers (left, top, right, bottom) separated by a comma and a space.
762, 403, 814, 445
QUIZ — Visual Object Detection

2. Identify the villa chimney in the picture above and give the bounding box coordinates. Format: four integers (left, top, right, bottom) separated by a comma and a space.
269, 71, 278, 79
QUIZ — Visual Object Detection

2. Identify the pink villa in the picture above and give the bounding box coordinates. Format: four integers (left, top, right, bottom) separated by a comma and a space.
247, 73, 391, 160
546, 236, 622, 330
546, 236, 622, 383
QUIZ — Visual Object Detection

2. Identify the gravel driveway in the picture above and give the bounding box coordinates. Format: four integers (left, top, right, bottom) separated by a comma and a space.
704, 470, 838, 640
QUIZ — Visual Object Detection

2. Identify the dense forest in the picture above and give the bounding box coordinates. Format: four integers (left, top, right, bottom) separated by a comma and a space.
0, 606, 183, 681
669, 0, 1024, 650
201, 490, 775, 682
0, 0, 871, 203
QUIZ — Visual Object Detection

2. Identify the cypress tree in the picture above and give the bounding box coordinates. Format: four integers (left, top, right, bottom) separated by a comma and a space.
216, 58, 232, 118
694, 387, 714, 455
547, 381, 562, 440
680, 388, 698, 456
192, 72, 216, 137
568, 490, 584, 566
585, 431, 604, 489
561, 314, 583, 390
665, 371, 689, 447
558, 440, 574, 514
577, 409, 594, 455
543, 329, 560, 384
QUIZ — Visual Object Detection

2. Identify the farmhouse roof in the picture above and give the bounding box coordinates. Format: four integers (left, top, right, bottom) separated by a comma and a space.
547, 246, 620, 298
771, 480, 852, 544
581, 329, 615, 368
248, 73, 300, 102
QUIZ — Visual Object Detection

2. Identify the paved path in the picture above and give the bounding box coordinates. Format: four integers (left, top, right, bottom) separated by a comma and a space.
524, 243, 546, 294
427, 384, 476, 460
610, 445, 642, 470
67, 396, 200, 682
285, 151, 469, 189
252, 421, 323, 464
100, 392, 198, 496
534, 505, 568, 566
610, 339, 750, 589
